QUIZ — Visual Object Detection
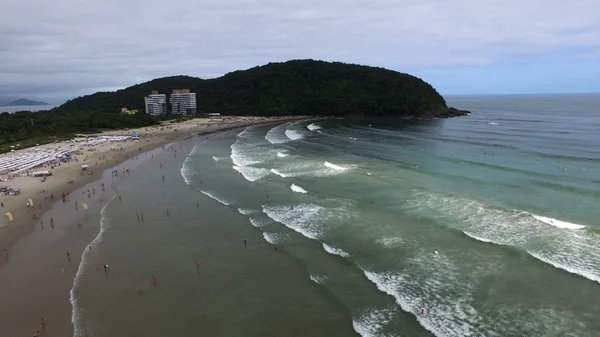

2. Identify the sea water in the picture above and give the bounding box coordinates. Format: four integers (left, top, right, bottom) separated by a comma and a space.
72, 94, 600, 336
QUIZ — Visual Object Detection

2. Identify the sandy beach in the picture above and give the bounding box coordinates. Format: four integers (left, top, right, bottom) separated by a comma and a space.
0, 116, 302, 337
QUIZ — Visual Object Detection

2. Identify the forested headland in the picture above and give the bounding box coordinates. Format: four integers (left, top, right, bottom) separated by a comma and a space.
1, 59, 467, 150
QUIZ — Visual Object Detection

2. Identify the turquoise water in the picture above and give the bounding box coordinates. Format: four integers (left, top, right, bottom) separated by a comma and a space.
72, 94, 600, 336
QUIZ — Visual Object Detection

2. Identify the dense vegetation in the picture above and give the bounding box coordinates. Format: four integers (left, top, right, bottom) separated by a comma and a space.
57, 60, 448, 117
1, 59, 458, 151
0, 110, 158, 151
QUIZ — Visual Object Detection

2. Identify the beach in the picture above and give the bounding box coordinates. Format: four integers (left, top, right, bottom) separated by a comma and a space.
2, 94, 600, 337
0, 116, 304, 337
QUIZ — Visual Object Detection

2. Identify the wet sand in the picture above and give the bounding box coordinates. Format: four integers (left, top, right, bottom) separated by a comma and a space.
0, 116, 304, 336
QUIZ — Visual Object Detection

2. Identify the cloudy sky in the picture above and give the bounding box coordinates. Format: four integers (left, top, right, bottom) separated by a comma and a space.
1, 0, 599, 103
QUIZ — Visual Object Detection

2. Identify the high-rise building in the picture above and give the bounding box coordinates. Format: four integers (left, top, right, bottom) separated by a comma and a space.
170, 89, 196, 115
144, 91, 167, 116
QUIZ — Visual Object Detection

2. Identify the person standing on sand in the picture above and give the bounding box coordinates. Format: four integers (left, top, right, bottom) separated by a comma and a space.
40, 220, 44, 229
40, 318, 45, 328
4, 249, 8, 260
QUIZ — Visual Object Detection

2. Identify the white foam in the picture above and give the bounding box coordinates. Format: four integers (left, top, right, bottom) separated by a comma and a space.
526, 250, 600, 284
71, 190, 116, 337
277, 151, 289, 158
531, 214, 586, 229
376, 236, 403, 248
307, 123, 322, 131
270, 168, 292, 178
324, 161, 349, 171
212, 156, 228, 161
200, 190, 232, 206
263, 232, 289, 244
233, 165, 271, 182
362, 265, 490, 337
406, 191, 600, 285
262, 203, 325, 239
323, 243, 350, 257
487, 122, 498, 125
265, 123, 290, 144
237, 208, 256, 215
462, 231, 502, 245
285, 129, 305, 141
230, 140, 262, 166
352, 308, 395, 337
291, 184, 307, 194
309, 274, 328, 284
248, 217, 269, 228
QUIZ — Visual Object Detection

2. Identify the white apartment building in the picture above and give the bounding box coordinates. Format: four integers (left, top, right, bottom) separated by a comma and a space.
170, 89, 197, 115
144, 91, 167, 116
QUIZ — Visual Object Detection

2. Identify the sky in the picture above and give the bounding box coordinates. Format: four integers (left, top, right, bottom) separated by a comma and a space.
1, 0, 599, 103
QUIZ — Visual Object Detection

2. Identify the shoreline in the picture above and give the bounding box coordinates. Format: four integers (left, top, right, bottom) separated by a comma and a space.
0, 116, 305, 336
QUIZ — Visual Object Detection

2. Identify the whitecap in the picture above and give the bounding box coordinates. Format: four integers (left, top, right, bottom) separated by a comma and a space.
531, 214, 586, 229
237, 208, 256, 215
200, 190, 232, 206
263, 232, 289, 244
324, 161, 349, 171
248, 217, 269, 228
405, 191, 600, 285
322, 243, 350, 257
285, 129, 305, 141
309, 274, 328, 284
212, 156, 228, 161
463, 231, 500, 244
291, 184, 307, 194
277, 151, 289, 158
265, 123, 290, 144
352, 308, 395, 337
526, 250, 600, 283
270, 168, 292, 178
307, 123, 322, 131
262, 203, 324, 239
233, 166, 271, 182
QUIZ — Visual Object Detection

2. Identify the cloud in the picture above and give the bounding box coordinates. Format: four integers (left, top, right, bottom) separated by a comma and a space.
1, 0, 599, 101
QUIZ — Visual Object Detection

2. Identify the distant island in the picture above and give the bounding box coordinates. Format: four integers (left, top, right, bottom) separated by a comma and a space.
3, 98, 49, 106
1, 59, 469, 151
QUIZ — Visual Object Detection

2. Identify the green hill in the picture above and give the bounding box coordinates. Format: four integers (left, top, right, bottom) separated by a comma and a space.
1, 60, 468, 151
56, 59, 459, 117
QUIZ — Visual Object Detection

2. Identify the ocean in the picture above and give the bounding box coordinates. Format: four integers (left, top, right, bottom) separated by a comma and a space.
71, 94, 600, 336
1, 105, 57, 113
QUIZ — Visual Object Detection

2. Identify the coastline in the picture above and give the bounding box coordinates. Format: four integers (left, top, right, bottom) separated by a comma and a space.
0, 116, 304, 337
